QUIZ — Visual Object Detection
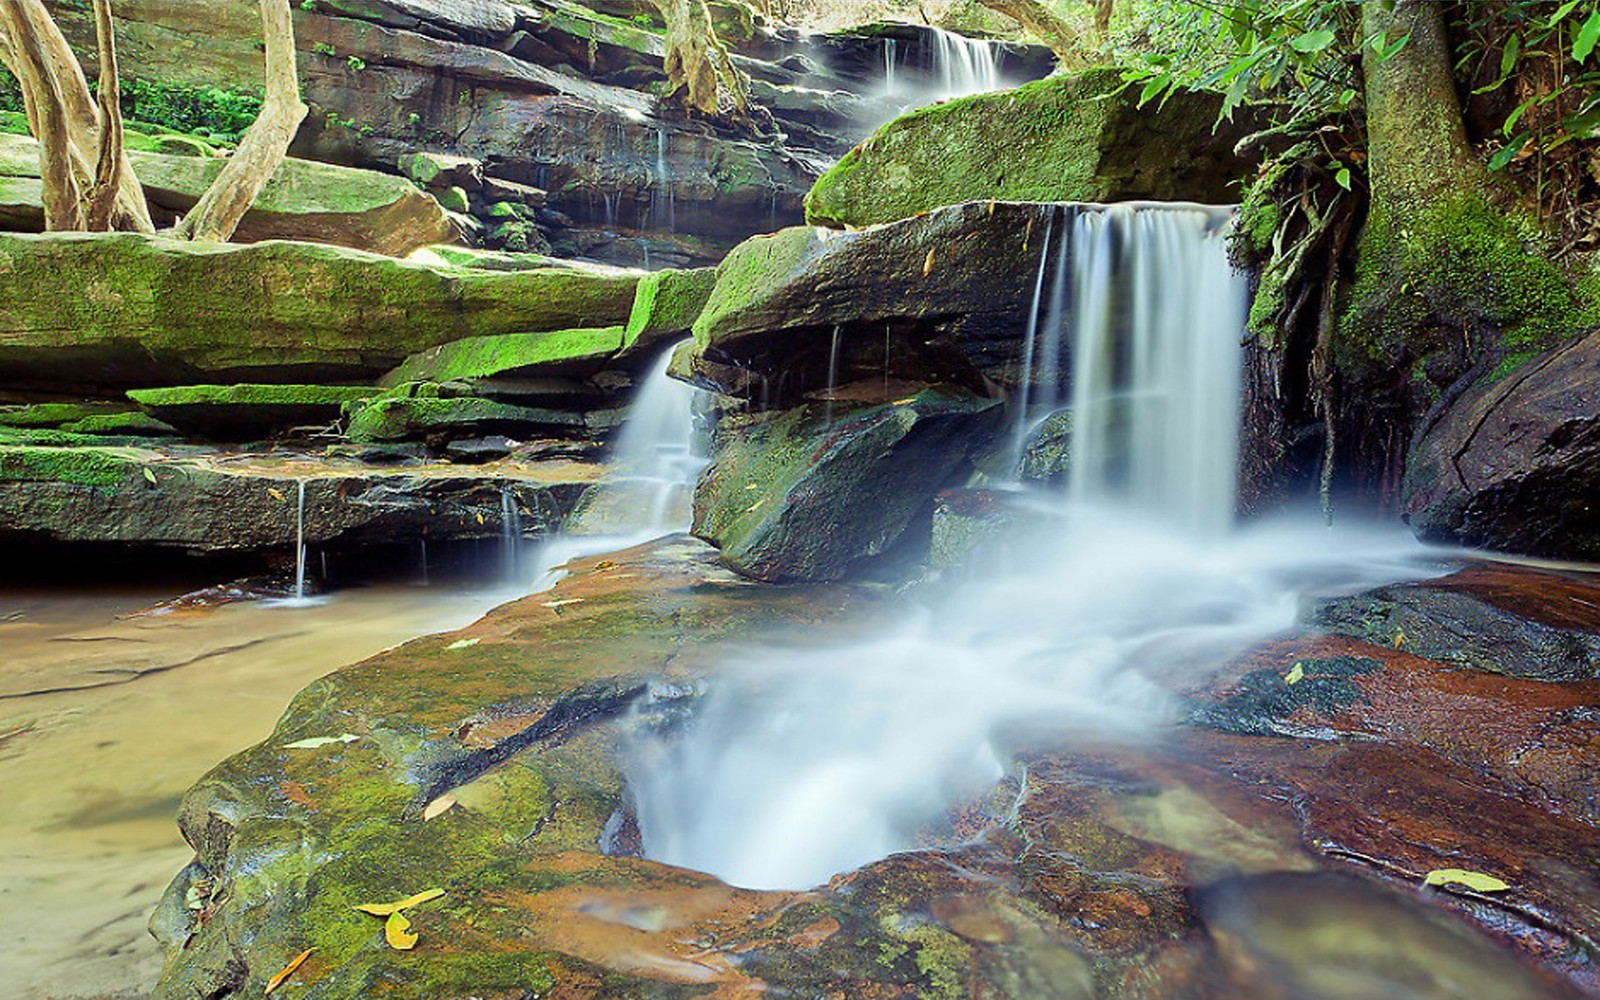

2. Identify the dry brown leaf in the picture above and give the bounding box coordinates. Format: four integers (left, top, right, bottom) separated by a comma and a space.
264, 947, 314, 994
423, 793, 458, 821
384, 912, 418, 950
353, 888, 445, 917
267, 487, 286, 502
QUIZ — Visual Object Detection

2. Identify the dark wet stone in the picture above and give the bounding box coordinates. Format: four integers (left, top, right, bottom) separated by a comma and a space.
1187, 656, 1381, 737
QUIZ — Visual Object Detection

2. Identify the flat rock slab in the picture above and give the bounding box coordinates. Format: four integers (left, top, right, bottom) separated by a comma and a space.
0, 444, 601, 552
0, 232, 641, 393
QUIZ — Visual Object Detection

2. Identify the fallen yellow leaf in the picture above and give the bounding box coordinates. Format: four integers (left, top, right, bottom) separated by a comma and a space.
922, 248, 936, 276
384, 911, 418, 950
423, 793, 458, 821
142, 467, 157, 485
354, 888, 445, 916
594, 560, 617, 571
445, 637, 480, 650
475, 512, 485, 525
283, 734, 360, 750
264, 947, 314, 994
1284, 663, 1305, 686
267, 487, 286, 502
1394, 630, 1407, 648
1423, 869, 1509, 893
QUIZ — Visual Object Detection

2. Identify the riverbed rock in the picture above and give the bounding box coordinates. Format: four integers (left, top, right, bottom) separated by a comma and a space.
0, 133, 455, 256
0, 443, 597, 553
693, 384, 1004, 581
344, 386, 587, 444
380, 327, 627, 387
0, 232, 640, 393
804, 68, 1258, 229
1403, 330, 1600, 559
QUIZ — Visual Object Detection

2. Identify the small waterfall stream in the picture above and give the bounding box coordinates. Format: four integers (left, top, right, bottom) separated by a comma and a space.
626, 202, 1437, 891
882, 27, 1007, 104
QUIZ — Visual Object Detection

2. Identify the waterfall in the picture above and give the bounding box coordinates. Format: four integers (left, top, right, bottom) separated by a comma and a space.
525, 342, 706, 590
653, 126, 675, 235
500, 486, 522, 581
293, 480, 307, 600
928, 27, 1003, 99
823, 324, 842, 426
625, 201, 1436, 891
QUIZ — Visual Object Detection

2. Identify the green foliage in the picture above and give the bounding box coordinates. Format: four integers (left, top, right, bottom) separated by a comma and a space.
1455, 1, 1600, 173
120, 79, 262, 143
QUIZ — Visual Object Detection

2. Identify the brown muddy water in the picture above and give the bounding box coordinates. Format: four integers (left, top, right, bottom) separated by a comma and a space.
0, 583, 515, 999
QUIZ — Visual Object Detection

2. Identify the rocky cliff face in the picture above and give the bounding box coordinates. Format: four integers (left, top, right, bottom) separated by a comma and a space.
47, 0, 1050, 268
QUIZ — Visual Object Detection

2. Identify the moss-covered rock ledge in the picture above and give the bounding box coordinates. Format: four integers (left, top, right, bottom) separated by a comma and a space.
804, 68, 1257, 230
0, 233, 642, 392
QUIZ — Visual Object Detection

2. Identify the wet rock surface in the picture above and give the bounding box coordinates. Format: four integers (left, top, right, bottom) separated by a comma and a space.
1404, 329, 1600, 559
147, 545, 1600, 999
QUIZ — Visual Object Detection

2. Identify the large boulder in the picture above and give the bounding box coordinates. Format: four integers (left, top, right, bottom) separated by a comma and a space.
1403, 331, 1600, 559
0, 133, 455, 256
804, 68, 1256, 230
683, 200, 1070, 404
693, 385, 1003, 581
0, 232, 640, 392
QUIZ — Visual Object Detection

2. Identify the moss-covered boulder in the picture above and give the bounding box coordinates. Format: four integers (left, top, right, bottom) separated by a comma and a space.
0, 133, 456, 256
804, 69, 1254, 229
684, 201, 1066, 403
0, 232, 641, 392
380, 328, 627, 388
622, 266, 718, 353
127, 384, 377, 440
0, 443, 597, 551
694, 385, 1003, 582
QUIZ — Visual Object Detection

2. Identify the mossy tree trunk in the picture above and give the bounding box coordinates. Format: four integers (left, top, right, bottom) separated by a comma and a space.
1341, 0, 1590, 399
977, 0, 1088, 67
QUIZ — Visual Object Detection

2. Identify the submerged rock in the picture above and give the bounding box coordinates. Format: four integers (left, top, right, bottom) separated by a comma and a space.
693, 385, 1003, 581
0, 233, 640, 392
804, 68, 1257, 229
1404, 330, 1600, 559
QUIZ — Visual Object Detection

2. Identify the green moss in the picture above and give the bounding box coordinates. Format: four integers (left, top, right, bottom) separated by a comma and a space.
345, 390, 584, 443
0, 402, 129, 428
693, 227, 819, 345
128, 384, 377, 407
382, 327, 624, 387
64, 412, 179, 436
623, 268, 718, 350
0, 445, 140, 486
1340, 194, 1600, 385
878, 917, 972, 1000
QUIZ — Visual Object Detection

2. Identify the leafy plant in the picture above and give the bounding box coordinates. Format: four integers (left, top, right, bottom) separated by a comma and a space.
119, 79, 263, 143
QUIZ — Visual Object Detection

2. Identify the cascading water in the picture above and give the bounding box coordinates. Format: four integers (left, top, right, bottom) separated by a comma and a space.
294, 480, 307, 600
500, 485, 523, 581
524, 342, 706, 590
882, 27, 1006, 105
626, 202, 1440, 891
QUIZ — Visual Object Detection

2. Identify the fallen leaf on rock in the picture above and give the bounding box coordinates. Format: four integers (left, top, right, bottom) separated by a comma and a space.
267, 487, 286, 502
423, 794, 458, 821
1424, 869, 1509, 893
283, 734, 360, 749
594, 560, 617, 571
384, 912, 418, 950
923, 248, 937, 276
541, 598, 584, 610
445, 637, 480, 650
1284, 663, 1305, 685
475, 512, 485, 525
1394, 629, 1407, 648
142, 467, 157, 485
264, 948, 314, 994
892, 397, 917, 405
354, 888, 445, 916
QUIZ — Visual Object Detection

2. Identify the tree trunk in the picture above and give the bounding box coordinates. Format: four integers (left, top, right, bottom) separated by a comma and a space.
653, 0, 753, 120
977, 0, 1086, 68
86, 0, 125, 231
0, 0, 151, 232
173, 0, 306, 242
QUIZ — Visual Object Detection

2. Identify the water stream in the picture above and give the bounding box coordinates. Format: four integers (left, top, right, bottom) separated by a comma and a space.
882, 27, 1008, 105
627, 202, 1438, 891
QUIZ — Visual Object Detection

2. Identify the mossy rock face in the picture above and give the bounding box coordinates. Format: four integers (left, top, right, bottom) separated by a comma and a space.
693, 386, 1004, 582
345, 388, 587, 444
686, 201, 1075, 403
804, 69, 1256, 229
0, 232, 641, 393
0, 132, 456, 256
622, 267, 718, 354
127, 384, 378, 440
1402, 327, 1600, 561
380, 327, 627, 388
0, 401, 135, 429
0, 443, 594, 550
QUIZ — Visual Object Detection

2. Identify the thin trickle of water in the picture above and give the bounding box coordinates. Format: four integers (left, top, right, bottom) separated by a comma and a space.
1009, 211, 1057, 465
824, 324, 842, 425
627, 202, 1438, 892
654, 126, 675, 234
500, 486, 522, 581
883, 37, 898, 94
293, 480, 307, 600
